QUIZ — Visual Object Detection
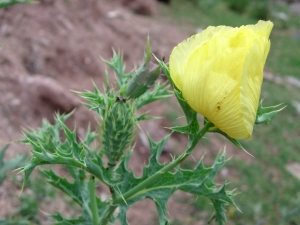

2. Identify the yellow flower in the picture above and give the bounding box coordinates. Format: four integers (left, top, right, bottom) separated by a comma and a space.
169, 20, 273, 140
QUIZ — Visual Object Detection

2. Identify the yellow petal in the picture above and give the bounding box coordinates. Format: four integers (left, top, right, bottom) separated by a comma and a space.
240, 38, 271, 138
169, 25, 234, 90
169, 20, 273, 140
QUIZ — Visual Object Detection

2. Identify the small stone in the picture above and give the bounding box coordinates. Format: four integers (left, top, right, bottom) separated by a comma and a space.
286, 76, 300, 88
107, 10, 120, 19
220, 168, 229, 178
292, 101, 300, 115
10, 99, 20, 106
286, 162, 300, 181
25, 76, 79, 113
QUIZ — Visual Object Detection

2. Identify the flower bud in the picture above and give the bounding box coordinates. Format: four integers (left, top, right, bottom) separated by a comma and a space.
170, 20, 273, 140
126, 61, 161, 99
101, 98, 135, 167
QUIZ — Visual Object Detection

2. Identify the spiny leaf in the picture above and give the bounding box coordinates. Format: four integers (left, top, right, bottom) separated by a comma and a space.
168, 115, 200, 135
114, 135, 218, 225
42, 168, 85, 206
256, 102, 286, 124
103, 50, 125, 83
75, 84, 107, 115
21, 113, 110, 185
102, 50, 132, 88
180, 152, 235, 225
51, 212, 89, 225
209, 198, 227, 225
57, 117, 85, 162
168, 124, 191, 134
136, 112, 159, 121
135, 82, 173, 109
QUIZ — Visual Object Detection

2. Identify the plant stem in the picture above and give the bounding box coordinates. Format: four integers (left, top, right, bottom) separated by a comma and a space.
100, 121, 212, 224
101, 204, 118, 225
115, 121, 212, 205
89, 175, 99, 225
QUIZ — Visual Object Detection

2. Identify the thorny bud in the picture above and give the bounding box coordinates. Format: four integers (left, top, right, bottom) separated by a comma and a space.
125, 37, 161, 99
101, 97, 135, 167
126, 61, 161, 99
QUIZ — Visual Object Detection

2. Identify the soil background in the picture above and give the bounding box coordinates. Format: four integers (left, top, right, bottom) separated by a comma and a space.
0, 1, 245, 224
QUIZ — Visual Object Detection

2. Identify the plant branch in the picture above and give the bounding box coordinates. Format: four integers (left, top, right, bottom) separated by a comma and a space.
89, 175, 99, 225
114, 121, 212, 205
99, 121, 212, 224
100, 204, 118, 225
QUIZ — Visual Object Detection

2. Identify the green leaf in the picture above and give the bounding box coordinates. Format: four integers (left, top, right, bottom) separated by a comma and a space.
42, 168, 86, 206
0, 219, 31, 225
255, 102, 285, 124
20, 113, 110, 186
103, 50, 130, 88
136, 112, 159, 121
113, 135, 217, 225
209, 198, 228, 225
181, 151, 235, 225
21, 113, 111, 223
0, 0, 33, 8
43, 169, 107, 224
181, 152, 233, 202
168, 115, 200, 135
135, 81, 172, 109
75, 84, 109, 116
168, 125, 191, 134
51, 212, 89, 225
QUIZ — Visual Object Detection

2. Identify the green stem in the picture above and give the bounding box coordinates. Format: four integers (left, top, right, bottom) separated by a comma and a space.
114, 121, 211, 205
114, 122, 211, 205
101, 205, 118, 225
89, 175, 99, 225
100, 122, 212, 224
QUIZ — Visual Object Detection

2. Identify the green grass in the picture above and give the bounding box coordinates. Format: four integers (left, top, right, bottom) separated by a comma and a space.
6, 168, 80, 224
158, 0, 300, 224
159, 0, 257, 33
267, 30, 300, 78
12, 171, 56, 224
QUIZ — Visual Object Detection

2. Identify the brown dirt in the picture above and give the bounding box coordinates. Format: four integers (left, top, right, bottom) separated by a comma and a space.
0, 1, 246, 224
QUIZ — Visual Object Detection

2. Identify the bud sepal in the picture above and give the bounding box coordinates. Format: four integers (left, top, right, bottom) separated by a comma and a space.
255, 101, 285, 124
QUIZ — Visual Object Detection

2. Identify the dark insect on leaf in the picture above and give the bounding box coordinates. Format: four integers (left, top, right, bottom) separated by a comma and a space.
116, 96, 127, 103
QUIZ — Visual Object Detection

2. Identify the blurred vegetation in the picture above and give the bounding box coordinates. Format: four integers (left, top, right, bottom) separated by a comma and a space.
0, 146, 35, 224
0, 145, 26, 185
0, 0, 33, 8
158, 0, 300, 224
